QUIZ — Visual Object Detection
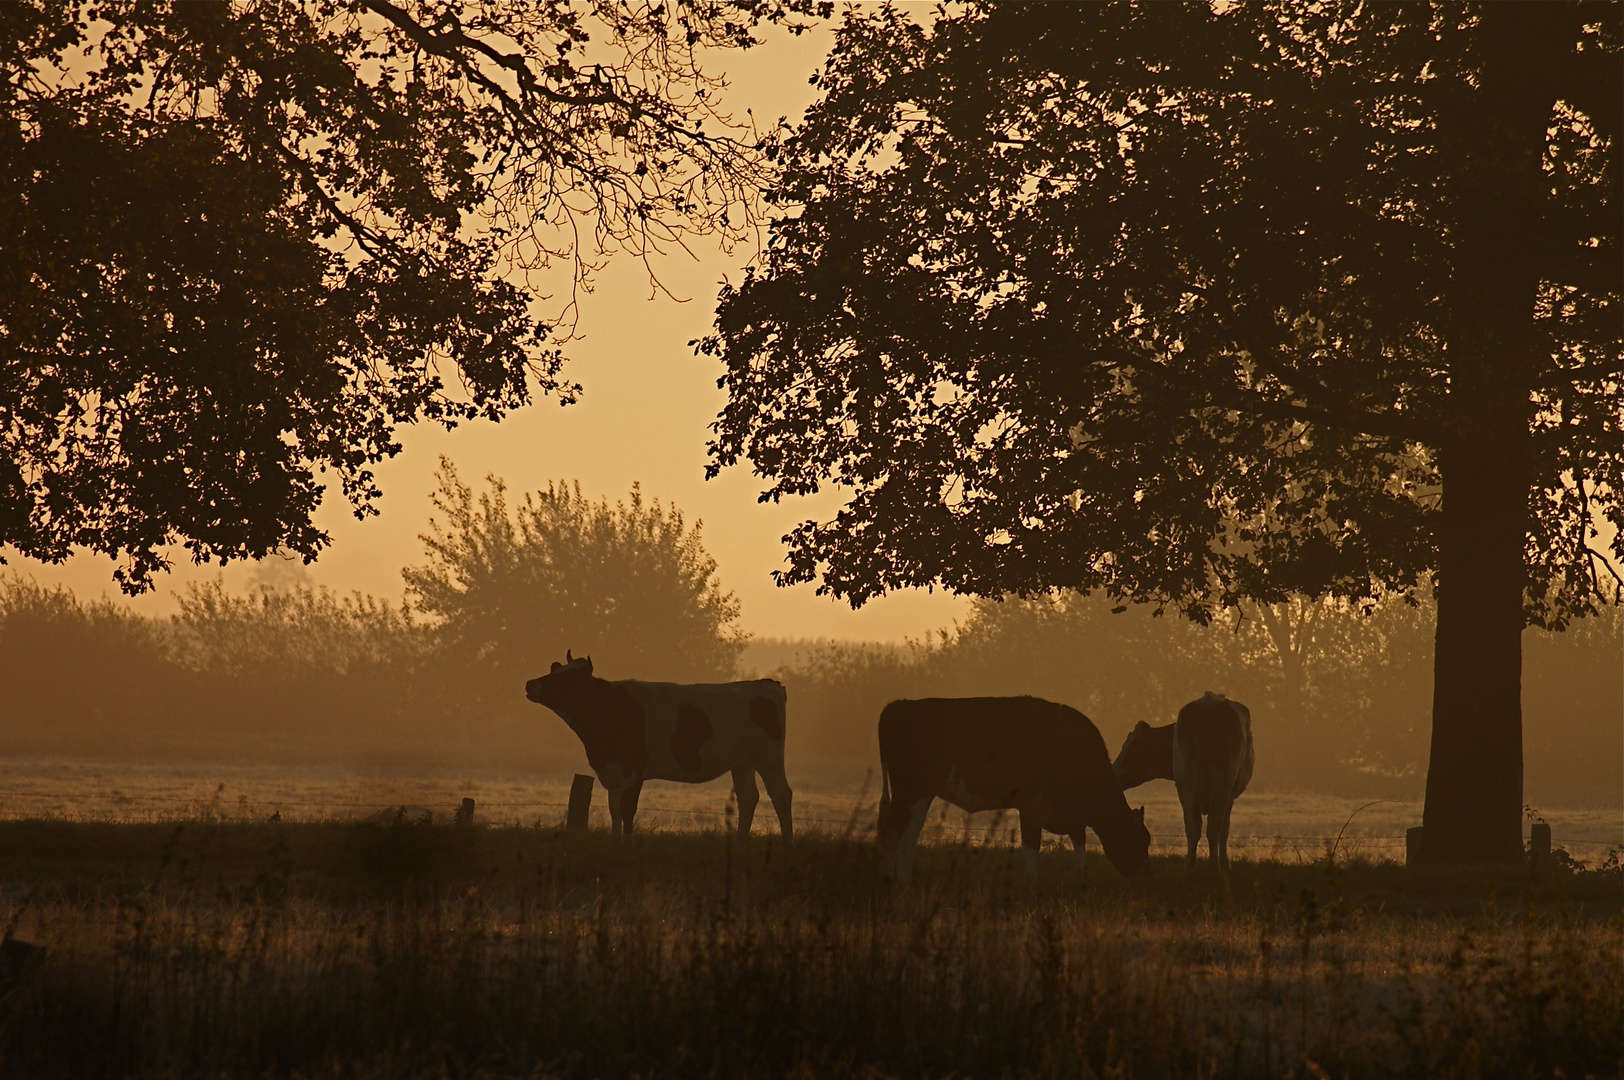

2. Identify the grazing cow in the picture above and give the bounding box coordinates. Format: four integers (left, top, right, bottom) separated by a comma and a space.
877, 697, 1151, 885
525, 653, 793, 842
1113, 691, 1254, 873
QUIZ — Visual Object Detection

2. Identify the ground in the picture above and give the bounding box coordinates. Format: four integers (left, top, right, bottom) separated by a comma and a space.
0, 757, 1616, 863
0, 761, 1617, 1078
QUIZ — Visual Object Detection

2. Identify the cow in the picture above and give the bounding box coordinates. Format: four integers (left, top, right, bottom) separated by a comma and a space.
524, 653, 793, 843
1113, 691, 1254, 873
876, 696, 1151, 885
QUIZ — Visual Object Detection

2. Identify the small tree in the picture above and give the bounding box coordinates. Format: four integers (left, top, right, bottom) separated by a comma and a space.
405, 459, 745, 716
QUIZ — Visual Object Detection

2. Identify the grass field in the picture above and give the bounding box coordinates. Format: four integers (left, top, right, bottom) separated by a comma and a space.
0, 805, 1618, 1079
1, 757, 1618, 865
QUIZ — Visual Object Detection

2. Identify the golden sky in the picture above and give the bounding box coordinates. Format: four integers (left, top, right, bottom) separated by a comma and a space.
11, 14, 971, 645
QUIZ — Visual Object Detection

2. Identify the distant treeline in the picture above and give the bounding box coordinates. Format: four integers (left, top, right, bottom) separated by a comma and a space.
752, 593, 1621, 804
0, 462, 746, 773
1, 464, 1618, 802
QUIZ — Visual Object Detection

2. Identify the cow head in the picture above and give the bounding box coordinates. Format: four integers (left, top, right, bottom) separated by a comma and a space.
525, 651, 594, 705
1098, 803, 1152, 879
1113, 720, 1172, 790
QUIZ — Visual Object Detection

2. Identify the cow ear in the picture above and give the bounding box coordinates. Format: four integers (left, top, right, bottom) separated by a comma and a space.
1134, 720, 1149, 732
550, 662, 561, 673
1134, 806, 1145, 823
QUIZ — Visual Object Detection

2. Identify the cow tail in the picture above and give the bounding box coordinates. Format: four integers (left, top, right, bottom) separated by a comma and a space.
878, 758, 891, 833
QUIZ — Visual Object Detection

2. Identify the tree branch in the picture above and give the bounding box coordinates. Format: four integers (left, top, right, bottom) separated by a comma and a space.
1134, 356, 1435, 444
356, 0, 730, 147
1535, 356, 1624, 388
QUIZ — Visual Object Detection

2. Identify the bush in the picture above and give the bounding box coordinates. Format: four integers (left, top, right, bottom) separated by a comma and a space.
401, 460, 747, 744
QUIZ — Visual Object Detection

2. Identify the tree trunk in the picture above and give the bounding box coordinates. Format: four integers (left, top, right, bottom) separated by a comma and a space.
1419, 442, 1528, 864
1416, 3, 1574, 864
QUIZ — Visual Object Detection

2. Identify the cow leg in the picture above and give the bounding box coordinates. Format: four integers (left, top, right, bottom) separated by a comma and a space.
606, 784, 624, 836
731, 767, 760, 841
1210, 797, 1233, 875
1020, 811, 1042, 880
1072, 831, 1088, 883
759, 765, 794, 846
1180, 792, 1202, 872
894, 797, 932, 886
876, 777, 902, 879
620, 780, 644, 836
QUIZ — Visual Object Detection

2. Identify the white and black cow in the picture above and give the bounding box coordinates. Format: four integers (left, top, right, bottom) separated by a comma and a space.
525, 653, 793, 842
1114, 691, 1253, 873
877, 696, 1151, 885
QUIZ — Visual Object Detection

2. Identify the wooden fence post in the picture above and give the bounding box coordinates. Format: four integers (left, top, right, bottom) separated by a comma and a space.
456, 797, 476, 828
1406, 826, 1424, 866
566, 774, 595, 831
1529, 822, 1552, 872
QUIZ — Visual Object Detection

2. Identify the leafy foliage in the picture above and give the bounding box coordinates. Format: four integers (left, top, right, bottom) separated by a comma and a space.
169, 579, 422, 680
0, 0, 825, 591
0, 574, 169, 729
704, 2, 1621, 622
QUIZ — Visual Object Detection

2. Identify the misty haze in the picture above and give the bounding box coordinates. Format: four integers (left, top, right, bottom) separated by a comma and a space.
1, 3, 1619, 1078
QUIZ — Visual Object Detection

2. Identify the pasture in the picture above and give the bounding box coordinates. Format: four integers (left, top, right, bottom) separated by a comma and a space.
0, 762, 1618, 1078
1, 757, 1617, 864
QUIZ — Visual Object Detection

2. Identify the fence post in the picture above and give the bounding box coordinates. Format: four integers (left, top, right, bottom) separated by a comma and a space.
1529, 822, 1552, 872
566, 774, 595, 831
455, 797, 476, 828
1406, 826, 1424, 866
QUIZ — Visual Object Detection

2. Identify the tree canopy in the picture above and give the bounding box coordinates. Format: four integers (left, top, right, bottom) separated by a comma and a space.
1, 0, 822, 592
704, 2, 1621, 862
404, 459, 745, 698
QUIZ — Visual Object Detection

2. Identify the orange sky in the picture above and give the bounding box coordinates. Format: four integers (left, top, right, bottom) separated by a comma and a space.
8, 14, 972, 645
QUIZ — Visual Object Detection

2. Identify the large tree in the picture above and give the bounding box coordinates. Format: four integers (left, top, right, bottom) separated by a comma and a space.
704, 2, 1621, 862
1, 0, 823, 592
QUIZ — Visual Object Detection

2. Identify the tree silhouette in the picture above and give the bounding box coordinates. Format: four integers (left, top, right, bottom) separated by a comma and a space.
704, 3, 1621, 862
405, 459, 745, 720
1, 0, 824, 592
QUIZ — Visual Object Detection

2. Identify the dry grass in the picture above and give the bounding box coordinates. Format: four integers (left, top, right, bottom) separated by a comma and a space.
0, 818, 1617, 1079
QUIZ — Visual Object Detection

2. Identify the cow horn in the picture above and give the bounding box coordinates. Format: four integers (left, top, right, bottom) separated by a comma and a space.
566, 649, 574, 663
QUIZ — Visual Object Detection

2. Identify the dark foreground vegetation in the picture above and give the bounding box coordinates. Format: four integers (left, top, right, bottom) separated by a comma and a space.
0, 819, 1617, 1079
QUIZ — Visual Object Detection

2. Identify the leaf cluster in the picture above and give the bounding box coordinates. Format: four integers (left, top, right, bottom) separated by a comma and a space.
704, 2, 1621, 624
1, 0, 823, 591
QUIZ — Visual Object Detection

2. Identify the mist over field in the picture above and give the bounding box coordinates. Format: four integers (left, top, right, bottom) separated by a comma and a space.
2, 536, 1618, 811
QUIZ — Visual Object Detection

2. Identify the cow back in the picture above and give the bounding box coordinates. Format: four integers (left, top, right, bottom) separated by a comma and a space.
613, 678, 787, 783
1174, 692, 1252, 812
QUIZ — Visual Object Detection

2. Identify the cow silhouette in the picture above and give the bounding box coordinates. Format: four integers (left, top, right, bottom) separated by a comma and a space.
877, 696, 1151, 884
526, 652, 793, 842
1115, 691, 1253, 873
